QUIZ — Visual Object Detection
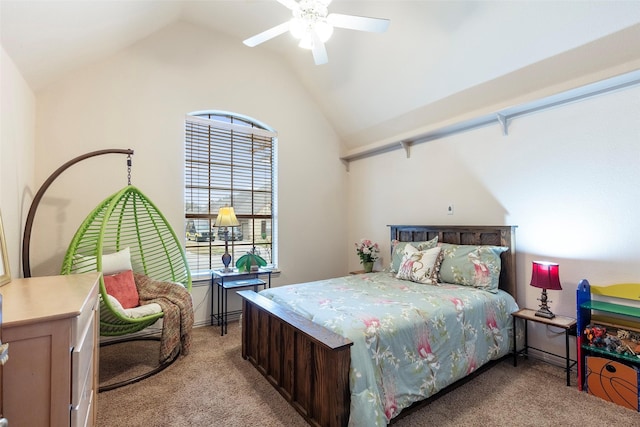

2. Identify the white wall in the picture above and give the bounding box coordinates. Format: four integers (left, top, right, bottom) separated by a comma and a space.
6, 17, 639, 359
30, 22, 348, 316
0, 46, 36, 280
347, 83, 640, 360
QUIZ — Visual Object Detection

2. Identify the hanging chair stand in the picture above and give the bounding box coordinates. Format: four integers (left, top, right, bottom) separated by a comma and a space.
98, 336, 180, 392
24, 149, 192, 392
22, 148, 134, 278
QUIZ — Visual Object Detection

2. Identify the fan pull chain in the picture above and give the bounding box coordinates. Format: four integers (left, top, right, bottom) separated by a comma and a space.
127, 154, 132, 185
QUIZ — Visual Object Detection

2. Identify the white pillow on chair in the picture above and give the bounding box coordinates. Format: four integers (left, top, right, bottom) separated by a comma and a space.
104, 294, 162, 319
124, 303, 162, 319
102, 247, 133, 275
73, 247, 133, 275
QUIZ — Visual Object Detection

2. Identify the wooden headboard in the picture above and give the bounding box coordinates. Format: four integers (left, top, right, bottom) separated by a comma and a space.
389, 225, 517, 299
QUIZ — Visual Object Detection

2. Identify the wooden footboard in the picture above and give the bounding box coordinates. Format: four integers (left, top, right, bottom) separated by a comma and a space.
238, 290, 353, 427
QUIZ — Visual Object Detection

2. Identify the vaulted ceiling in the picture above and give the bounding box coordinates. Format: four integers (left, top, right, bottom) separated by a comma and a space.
2, 1, 640, 151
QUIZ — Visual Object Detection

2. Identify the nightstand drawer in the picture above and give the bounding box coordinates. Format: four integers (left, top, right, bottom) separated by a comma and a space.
586, 356, 639, 411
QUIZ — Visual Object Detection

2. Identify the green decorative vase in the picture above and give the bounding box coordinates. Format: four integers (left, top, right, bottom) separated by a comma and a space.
363, 261, 374, 273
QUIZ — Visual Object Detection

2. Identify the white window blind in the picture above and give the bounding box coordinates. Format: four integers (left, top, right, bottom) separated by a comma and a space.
185, 113, 277, 272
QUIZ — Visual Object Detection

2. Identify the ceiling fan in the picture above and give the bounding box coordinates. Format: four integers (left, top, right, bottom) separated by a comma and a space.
243, 0, 390, 65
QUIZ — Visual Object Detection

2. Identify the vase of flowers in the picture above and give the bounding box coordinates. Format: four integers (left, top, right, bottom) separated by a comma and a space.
355, 239, 379, 273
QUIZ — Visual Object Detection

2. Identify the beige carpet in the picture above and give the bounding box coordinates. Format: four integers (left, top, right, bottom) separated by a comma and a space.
98, 323, 639, 426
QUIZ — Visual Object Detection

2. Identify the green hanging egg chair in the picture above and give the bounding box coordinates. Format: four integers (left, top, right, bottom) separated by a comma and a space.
60, 184, 192, 336
22, 149, 191, 391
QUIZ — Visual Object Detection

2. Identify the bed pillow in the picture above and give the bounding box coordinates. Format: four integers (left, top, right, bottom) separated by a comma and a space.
391, 242, 418, 280
438, 243, 508, 292
396, 246, 442, 285
103, 269, 139, 308
390, 237, 438, 273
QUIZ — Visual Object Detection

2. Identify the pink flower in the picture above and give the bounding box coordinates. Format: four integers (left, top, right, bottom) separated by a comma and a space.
467, 356, 477, 374
384, 398, 398, 420
362, 316, 381, 330
449, 297, 464, 311
486, 307, 498, 330
396, 258, 415, 277
469, 252, 490, 285
355, 239, 380, 263
416, 327, 433, 359
383, 379, 398, 420
466, 342, 478, 374
449, 297, 464, 321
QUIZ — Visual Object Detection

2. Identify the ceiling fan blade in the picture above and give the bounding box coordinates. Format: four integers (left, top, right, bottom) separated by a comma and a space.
327, 13, 390, 33
311, 39, 328, 65
277, 0, 300, 11
243, 22, 290, 47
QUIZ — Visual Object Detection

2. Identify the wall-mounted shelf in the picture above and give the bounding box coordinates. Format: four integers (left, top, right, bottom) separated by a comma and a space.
340, 69, 640, 168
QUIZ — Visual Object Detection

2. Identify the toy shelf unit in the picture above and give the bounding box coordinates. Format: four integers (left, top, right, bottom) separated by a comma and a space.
576, 280, 640, 411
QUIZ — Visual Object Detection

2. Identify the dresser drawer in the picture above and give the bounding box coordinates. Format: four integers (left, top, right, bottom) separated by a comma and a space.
73, 284, 99, 346
71, 386, 93, 427
71, 310, 97, 426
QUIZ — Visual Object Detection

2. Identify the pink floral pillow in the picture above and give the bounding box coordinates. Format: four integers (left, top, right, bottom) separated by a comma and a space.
396, 246, 442, 285
390, 237, 438, 273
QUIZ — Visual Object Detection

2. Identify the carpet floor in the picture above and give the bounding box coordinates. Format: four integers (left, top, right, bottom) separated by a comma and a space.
98, 323, 640, 426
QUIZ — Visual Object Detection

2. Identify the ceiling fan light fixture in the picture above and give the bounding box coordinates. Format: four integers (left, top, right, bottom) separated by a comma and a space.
298, 36, 314, 50
315, 20, 333, 42
289, 18, 332, 50
244, 0, 389, 64
289, 17, 307, 40
289, 0, 333, 49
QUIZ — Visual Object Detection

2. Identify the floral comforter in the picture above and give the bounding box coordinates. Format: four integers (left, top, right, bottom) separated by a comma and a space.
259, 272, 519, 426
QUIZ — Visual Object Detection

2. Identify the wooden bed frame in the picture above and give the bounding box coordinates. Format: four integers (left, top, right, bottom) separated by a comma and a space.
238, 225, 517, 427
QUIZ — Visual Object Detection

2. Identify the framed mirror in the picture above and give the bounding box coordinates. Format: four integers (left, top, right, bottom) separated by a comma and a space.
0, 211, 10, 286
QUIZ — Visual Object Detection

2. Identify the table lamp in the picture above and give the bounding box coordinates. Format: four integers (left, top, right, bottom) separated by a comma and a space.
214, 206, 239, 271
530, 260, 562, 319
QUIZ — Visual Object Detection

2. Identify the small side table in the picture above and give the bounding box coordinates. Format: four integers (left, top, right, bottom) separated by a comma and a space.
512, 308, 577, 386
212, 268, 272, 336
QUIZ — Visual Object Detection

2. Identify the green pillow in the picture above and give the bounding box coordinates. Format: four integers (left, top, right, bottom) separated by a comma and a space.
389, 237, 438, 273
438, 243, 508, 292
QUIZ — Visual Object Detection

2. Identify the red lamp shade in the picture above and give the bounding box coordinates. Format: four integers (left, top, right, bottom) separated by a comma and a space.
530, 261, 562, 291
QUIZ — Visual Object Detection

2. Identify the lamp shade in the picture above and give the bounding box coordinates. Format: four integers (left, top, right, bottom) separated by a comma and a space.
530, 261, 562, 290
214, 206, 239, 227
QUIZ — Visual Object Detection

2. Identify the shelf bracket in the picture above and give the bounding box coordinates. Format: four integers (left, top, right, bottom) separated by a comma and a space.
341, 158, 350, 172
497, 113, 509, 136
401, 141, 411, 158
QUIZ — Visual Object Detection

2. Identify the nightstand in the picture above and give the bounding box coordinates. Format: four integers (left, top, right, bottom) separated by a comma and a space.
212, 268, 272, 336
512, 308, 577, 386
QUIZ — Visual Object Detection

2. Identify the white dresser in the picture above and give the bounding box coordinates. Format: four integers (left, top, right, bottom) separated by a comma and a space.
0, 272, 100, 427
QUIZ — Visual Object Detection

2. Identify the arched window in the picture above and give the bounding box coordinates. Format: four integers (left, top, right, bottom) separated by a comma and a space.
184, 111, 277, 274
